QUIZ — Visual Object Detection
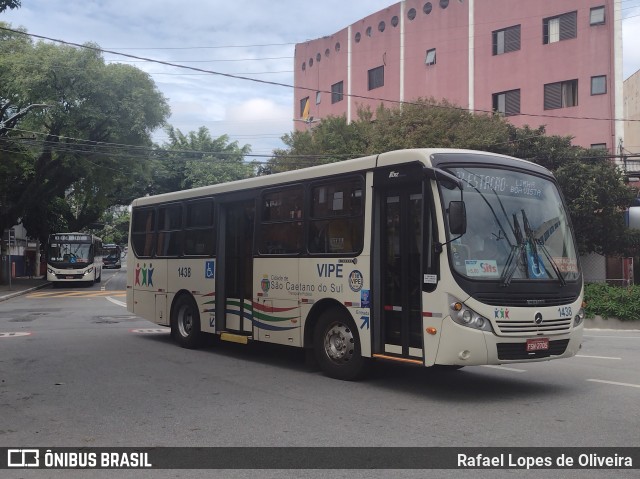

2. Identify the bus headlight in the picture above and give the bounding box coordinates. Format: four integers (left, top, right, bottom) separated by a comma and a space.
574, 308, 585, 327
85, 267, 94, 275
450, 301, 493, 332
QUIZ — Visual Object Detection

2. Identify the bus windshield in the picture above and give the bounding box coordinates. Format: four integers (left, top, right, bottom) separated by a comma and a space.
47, 242, 93, 265
440, 166, 580, 284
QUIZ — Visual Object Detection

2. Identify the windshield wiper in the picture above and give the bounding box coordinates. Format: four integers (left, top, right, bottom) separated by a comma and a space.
500, 213, 527, 287
521, 210, 566, 286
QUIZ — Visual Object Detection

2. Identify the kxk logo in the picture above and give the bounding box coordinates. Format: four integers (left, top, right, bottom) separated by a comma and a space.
494, 307, 510, 319
8, 449, 40, 468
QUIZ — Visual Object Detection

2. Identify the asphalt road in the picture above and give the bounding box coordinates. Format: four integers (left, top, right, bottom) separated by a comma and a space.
0, 265, 638, 479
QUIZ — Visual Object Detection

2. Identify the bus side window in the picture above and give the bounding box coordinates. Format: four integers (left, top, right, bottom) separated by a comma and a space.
308, 178, 364, 255
131, 208, 156, 258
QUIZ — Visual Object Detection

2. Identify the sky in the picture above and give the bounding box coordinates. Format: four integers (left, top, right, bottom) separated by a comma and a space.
2, 0, 640, 156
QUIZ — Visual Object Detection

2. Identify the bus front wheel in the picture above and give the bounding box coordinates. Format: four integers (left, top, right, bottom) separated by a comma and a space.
314, 308, 366, 381
171, 295, 204, 349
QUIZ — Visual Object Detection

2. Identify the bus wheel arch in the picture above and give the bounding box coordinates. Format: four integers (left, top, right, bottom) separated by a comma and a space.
170, 291, 204, 349
308, 301, 367, 380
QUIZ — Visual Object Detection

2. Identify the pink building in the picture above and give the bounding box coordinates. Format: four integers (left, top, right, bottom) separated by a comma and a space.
294, 0, 624, 152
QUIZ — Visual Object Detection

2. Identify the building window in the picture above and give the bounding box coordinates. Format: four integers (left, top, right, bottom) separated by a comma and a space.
355, 32, 361, 43
590, 143, 607, 150
543, 11, 577, 44
408, 8, 417, 20
423, 2, 433, 15
335, 42, 341, 52
316, 91, 322, 105
590, 6, 605, 25
378, 21, 385, 32
440, 0, 449, 9
544, 80, 578, 110
331, 81, 344, 104
591, 75, 607, 95
316, 53, 321, 62
309, 58, 313, 67
300, 97, 309, 117
492, 25, 521, 55
391, 16, 399, 27
368, 66, 384, 90
425, 48, 436, 65
492, 89, 521, 116
366, 26, 372, 37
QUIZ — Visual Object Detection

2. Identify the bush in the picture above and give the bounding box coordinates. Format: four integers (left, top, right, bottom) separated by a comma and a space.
584, 283, 640, 321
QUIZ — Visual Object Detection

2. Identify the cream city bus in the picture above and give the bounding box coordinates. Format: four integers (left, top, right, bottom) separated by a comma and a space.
127, 149, 584, 380
46, 233, 103, 285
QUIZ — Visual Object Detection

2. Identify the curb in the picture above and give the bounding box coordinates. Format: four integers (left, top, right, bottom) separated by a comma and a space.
584, 316, 640, 332
0, 282, 51, 303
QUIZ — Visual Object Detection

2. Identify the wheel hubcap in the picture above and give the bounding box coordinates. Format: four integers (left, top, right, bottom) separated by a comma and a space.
324, 323, 355, 363
178, 305, 193, 337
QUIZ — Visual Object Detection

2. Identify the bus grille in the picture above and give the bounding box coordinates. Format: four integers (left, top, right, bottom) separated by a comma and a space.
474, 292, 578, 307
55, 274, 83, 280
497, 339, 570, 360
495, 317, 573, 336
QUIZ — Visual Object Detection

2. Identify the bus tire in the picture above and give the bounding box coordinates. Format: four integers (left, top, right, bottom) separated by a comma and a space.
314, 308, 366, 381
171, 294, 204, 349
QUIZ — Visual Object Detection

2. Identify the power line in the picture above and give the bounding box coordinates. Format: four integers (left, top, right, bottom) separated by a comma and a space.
1, 25, 638, 124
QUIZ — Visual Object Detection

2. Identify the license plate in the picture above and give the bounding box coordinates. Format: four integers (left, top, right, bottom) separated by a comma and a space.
66, 276, 75, 279
526, 338, 549, 352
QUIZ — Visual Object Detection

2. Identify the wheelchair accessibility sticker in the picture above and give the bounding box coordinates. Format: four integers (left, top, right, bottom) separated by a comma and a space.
205, 260, 215, 279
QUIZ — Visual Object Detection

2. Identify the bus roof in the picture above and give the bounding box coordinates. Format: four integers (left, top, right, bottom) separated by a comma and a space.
132, 148, 549, 207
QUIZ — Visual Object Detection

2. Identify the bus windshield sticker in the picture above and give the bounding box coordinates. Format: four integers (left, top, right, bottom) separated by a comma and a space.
465, 260, 499, 278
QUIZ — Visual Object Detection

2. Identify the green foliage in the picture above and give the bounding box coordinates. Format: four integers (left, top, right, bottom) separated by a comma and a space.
152, 126, 255, 192
91, 208, 130, 245
0, 24, 170, 242
584, 283, 640, 321
0, 1, 20, 13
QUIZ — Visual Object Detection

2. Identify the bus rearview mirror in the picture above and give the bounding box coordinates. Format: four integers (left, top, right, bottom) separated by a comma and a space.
448, 201, 466, 235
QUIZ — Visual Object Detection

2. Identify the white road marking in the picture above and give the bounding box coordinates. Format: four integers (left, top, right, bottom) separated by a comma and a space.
576, 354, 621, 360
587, 379, 640, 389
0, 332, 32, 338
480, 365, 527, 373
130, 328, 169, 334
106, 296, 126, 308
584, 335, 640, 339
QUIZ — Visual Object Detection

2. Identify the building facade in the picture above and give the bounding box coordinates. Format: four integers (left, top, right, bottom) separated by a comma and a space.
294, 0, 623, 152
624, 68, 640, 160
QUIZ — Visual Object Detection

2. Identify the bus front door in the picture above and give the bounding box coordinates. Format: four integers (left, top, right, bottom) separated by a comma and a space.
217, 199, 255, 336
376, 185, 424, 361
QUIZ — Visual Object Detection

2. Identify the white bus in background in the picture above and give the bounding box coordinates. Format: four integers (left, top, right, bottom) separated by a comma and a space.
46, 233, 103, 285
127, 149, 585, 380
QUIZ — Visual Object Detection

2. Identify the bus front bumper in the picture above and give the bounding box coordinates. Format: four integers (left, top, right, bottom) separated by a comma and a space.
433, 316, 584, 366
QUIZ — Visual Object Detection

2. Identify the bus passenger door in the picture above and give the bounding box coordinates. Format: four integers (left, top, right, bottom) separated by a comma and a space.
216, 199, 255, 335
373, 173, 425, 361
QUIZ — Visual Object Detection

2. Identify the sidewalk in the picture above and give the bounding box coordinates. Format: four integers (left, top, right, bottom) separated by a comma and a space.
0, 276, 51, 302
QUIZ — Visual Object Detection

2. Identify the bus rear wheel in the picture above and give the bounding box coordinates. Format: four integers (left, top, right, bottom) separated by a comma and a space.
171, 295, 204, 349
314, 308, 366, 381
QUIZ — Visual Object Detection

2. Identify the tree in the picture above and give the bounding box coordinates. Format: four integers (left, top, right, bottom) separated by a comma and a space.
0, 1, 20, 14
152, 126, 255, 192
0, 24, 170, 242
270, 98, 635, 256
